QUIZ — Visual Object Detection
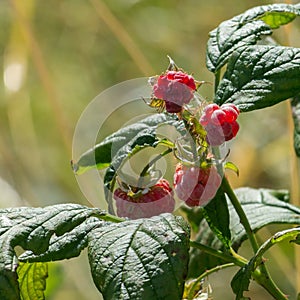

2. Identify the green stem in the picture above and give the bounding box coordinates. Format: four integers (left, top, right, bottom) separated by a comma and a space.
138, 148, 173, 187
252, 269, 288, 300
95, 212, 125, 223
222, 176, 259, 253
189, 240, 247, 267
107, 174, 117, 215
187, 263, 235, 300
222, 177, 288, 299
140, 148, 173, 178
214, 70, 221, 93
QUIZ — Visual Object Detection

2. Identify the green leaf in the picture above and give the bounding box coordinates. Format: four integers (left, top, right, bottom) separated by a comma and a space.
180, 206, 204, 234
259, 11, 296, 29
188, 188, 300, 278
232, 227, 300, 299
206, 3, 300, 72
18, 218, 104, 262
224, 162, 239, 176
88, 214, 190, 300
231, 262, 253, 300
0, 204, 105, 299
72, 113, 184, 175
187, 220, 224, 279
203, 189, 231, 248
18, 262, 48, 300
230, 188, 300, 248
215, 45, 300, 112
291, 96, 300, 157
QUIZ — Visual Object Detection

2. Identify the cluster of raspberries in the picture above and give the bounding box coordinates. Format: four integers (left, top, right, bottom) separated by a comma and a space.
114, 163, 222, 219
113, 71, 241, 219
153, 71, 196, 113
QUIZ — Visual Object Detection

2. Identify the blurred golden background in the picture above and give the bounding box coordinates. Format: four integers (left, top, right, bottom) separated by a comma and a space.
1, 0, 300, 299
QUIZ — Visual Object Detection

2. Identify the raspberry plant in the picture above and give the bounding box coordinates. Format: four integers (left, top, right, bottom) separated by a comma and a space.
2, 3, 300, 299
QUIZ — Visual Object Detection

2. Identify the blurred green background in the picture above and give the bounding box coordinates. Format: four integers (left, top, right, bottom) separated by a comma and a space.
1, 0, 300, 299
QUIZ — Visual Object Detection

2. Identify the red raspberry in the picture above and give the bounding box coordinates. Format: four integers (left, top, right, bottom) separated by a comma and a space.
166, 71, 196, 90
114, 179, 175, 219
200, 103, 240, 146
153, 71, 196, 113
174, 163, 222, 207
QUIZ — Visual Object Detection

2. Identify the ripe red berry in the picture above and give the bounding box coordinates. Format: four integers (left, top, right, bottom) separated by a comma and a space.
200, 103, 240, 146
114, 179, 175, 219
152, 71, 196, 113
174, 163, 222, 207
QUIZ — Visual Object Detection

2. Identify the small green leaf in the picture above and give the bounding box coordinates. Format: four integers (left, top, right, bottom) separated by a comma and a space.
206, 3, 300, 72
224, 162, 239, 176
88, 214, 190, 300
231, 262, 253, 300
291, 234, 300, 245
203, 189, 231, 248
291, 96, 300, 157
215, 45, 300, 112
258, 11, 296, 29
18, 262, 48, 300
73, 113, 184, 175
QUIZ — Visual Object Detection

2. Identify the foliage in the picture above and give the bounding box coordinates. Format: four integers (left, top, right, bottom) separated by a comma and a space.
1, 2, 300, 300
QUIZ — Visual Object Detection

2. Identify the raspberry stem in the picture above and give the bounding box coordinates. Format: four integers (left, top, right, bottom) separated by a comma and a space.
214, 70, 221, 94
189, 240, 247, 267
95, 212, 125, 223
186, 263, 235, 300
138, 147, 173, 187
221, 176, 259, 253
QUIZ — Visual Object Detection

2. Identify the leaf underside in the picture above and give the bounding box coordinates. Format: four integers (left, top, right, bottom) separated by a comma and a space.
17, 262, 48, 300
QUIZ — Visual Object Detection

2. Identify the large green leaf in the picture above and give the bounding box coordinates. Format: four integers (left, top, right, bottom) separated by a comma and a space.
215, 45, 300, 112
188, 188, 300, 277
0, 204, 105, 300
18, 262, 48, 300
88, 214, 190, 300
72, 113, 184, 175
291, 95, 300, 157
206, 3, 300, 72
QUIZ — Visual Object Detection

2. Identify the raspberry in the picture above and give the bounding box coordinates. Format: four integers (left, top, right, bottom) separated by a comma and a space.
200, 103, 240, 146
166, 71, 196, 90
152, 71, 196, 113
174, 163, 222, 207
114, 179, 175, 219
